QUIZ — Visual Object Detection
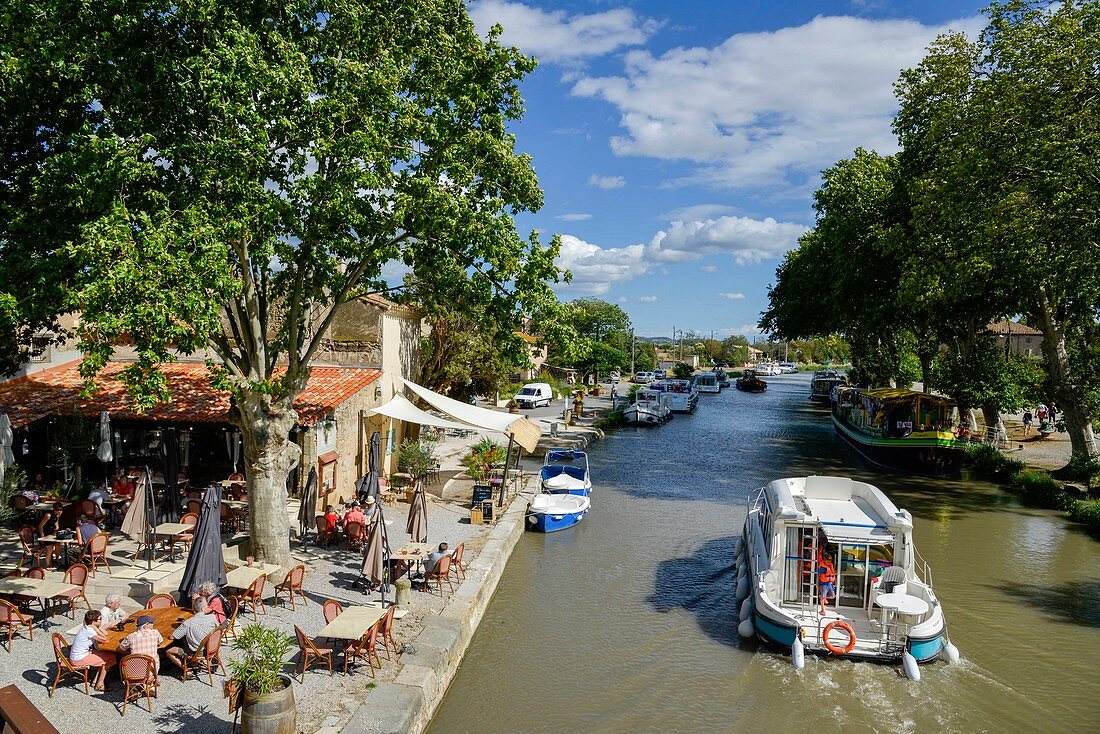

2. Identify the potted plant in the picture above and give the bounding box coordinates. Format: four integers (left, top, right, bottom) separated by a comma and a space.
229, 623, 296, 733
507, 399, 520, 414
460, 438, 507, 481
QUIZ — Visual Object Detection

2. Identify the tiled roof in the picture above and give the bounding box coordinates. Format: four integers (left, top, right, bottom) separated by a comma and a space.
987, 319, 1042, 336
0, 360, 381, 429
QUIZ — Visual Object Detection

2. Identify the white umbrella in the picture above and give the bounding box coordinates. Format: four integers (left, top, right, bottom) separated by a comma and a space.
0, 414, 14, 487
96, 411, 113, 463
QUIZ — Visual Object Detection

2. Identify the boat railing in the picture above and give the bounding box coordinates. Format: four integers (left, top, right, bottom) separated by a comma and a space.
913, 546, 933, 587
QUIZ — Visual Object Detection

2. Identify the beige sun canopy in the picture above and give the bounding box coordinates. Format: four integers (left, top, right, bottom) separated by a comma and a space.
369, 394, 480, 433
397, 377, 542, 452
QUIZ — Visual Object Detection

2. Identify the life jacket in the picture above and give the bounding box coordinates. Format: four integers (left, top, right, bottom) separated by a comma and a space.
818, 560, 836, 584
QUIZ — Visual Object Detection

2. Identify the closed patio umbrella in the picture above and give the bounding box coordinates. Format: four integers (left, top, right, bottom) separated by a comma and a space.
226, 431, 241, 474
297, 467, 318, 543
361, 518, 387, 586
96, 411, 112, 486
178, 485, 227, 600
0, 414, 13, 487
121, 468, 158, 570
405, 480, 428, 544
357, 432, 382, 502
160, 427, 182, 522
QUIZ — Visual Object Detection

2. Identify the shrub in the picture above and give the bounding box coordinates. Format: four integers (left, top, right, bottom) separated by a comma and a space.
1069, 500, 1100, 535
1066, 452, 1100, 488
460, 438, 507, 480
0, 465, 27, 524
396, 435, 440, 480
1009, 470, 1067, 509
229, 624, 293, 696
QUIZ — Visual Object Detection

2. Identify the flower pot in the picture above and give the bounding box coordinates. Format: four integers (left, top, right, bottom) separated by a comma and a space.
242, 675, 296, 734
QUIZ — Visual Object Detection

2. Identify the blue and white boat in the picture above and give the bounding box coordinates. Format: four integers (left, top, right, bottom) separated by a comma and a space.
735, 475, 958, 680
540, 449, 591, 496
526, 492, 590, 533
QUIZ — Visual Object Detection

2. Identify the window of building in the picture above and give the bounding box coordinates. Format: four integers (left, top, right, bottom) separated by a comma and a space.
28, 337, 51, 363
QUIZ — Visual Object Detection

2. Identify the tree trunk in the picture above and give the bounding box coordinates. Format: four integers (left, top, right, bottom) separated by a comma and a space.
232, 394, 301, 567
981, 405, 1003, 445
1034, 290, 1098, 459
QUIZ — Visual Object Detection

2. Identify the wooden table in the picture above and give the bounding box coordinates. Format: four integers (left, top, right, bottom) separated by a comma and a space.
99, 606, 194, 653
0, 576, 79, 615
317, 605, 388, 641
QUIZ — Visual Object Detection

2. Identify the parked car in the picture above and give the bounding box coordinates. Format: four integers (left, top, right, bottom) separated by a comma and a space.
609, 371, 621, 384
777, 362, 798, 374
633, 371, 655, 383
513, 382, 554, 409
652, 369, 666, 379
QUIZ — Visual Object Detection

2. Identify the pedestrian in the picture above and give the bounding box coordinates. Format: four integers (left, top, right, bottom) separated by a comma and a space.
1048, 403, 1058, 424
1022, 408, 1033, 436
1037, 404, 1048, 424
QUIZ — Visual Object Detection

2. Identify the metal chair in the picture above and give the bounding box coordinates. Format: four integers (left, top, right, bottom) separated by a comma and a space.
293, 625, 334, 682
77, 532, 112, 576
119, 654, 158, 714
234, 575, 267, 621
0, 598, 34, 651
181, 628, 226, 685
274, 565, 307, 610
49, 632, 90, 696
343, 621, 382, 676
146, 593, 176, 609
56, 564, 91, 618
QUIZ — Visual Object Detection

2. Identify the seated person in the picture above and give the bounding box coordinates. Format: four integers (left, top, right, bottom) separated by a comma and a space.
100, 593, 129, 628
87, 484, 111, 513
119, 615, 164, 674
363, 495, 379, 525
70, 609, 116, 692
113, 474, 136, 499
191, 581, 228, 626
423, 542, 450, 576
343, 501, 366, 528
76, 514, 101, 545
323, 504, 341, 530
165, 597, 219, 671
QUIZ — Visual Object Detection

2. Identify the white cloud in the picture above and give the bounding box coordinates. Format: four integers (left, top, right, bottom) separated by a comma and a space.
468, 1, 660, 64
637, 295, 659, 303
572, 14, 982, 191
554, 214, 806, 292
701, 264, 718, 272
717, 292, 745, 300
662, 204, 737, 221
556, 212, 593, 221
588, 174, 626, 190
719, 324, 766, 337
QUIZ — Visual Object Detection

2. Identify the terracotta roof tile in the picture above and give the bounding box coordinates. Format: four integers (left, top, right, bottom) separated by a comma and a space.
986, 319, 1042, 336
0, 360, 381, 429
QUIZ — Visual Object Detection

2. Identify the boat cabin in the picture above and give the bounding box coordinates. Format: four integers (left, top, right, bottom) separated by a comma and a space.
694, 372, 719, 392
834, 387, 957, 438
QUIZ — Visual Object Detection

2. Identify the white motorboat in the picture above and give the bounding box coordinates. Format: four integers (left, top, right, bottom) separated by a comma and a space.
649, 379, 698, 413
693, 371, 721, 393
735, 475, 957, 680
623, 388, 672, 425
540, 449, 591, 496
526, 492, 590, 532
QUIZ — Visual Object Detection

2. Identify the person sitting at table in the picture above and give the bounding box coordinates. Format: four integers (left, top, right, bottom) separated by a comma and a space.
100, 594, 129, 628
70, 609, 116, 692
343, 500, 366, 528
423, 542, 450, 576
363, 496, 379, 526
76, 514, 101, 546
119, 614, 164, 675
191, 581, 228, 626
165, 597, 219, 674
87, 484, 111, 514
323, 504, 341, 530
31, 472, 48, 492
113, 473, 136, 500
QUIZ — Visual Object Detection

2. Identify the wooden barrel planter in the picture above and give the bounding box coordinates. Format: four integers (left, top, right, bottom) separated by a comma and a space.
242, 675, 296, 734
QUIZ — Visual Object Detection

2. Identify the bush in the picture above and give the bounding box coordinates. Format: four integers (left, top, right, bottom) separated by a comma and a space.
1009, 470, 1068, 509
396, 435, 440, 480
0, 465, 26, 524
1069, 500, 1100, 535
460, 438, 507, 480
1066, 452, 1100, 487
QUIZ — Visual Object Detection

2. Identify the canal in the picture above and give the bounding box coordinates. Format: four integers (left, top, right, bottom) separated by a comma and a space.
429, 374, 1100, 733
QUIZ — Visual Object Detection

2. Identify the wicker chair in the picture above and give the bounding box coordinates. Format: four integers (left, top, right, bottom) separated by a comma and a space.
449, 543, 467, 584
17, 526, 56, 568
377, 605, 400, 660
77, 532, 112, 576
0, 598, 34, 651
293, 625, 334, 682
274, 565, 307, 610
49, 633, 90, 697
146, 593, 176, 609
1, 570, 34, 609
423, 555, 453, 596
221, 596, 241, 642
344, 521, 365, 552
119, 654, 158, 714
55, 564, 92, 619
234, 575, 267, 621
315, 515, 336, 546
343, 621, 382, 676
171, 512, 199, 556
185, 499, 202, 515
181, 628, 226, 685
22, 566, 47, 612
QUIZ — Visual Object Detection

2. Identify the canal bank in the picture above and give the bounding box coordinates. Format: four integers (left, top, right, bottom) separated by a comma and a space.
342, 406, 608, 734
429, 373, 1100, 734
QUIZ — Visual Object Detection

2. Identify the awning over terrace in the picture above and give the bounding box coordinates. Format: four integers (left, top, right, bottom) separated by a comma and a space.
369, 394, 477, 433
397, 377, 542, 452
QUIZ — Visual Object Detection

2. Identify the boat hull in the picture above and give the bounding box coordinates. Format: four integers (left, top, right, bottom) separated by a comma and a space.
623, 406, 671, 425
832, 416, 964, 478
526, 506, 588, 532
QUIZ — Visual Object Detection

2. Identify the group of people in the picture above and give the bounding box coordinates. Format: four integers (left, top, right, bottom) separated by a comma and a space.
67, 583, 229, 694
1022, 403, 1059, 437
318, 496, 379, 544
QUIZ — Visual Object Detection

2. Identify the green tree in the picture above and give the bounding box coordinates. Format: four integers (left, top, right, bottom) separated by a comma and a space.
0, 1, 561, 564
895, 0, 1100, 459
633, 341, 657, 371
550, 298, 632, 379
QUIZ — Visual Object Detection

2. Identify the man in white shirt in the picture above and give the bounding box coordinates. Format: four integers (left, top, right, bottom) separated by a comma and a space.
100, 593, 128, 628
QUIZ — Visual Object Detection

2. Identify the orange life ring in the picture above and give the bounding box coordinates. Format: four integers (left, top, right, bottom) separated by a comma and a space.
823, 620, 856, 655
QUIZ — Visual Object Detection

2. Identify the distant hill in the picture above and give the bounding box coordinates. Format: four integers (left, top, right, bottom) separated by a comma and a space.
637, 336, 674, 345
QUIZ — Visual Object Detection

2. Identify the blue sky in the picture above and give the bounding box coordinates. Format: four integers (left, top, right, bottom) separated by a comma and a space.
464, 0, 985, 338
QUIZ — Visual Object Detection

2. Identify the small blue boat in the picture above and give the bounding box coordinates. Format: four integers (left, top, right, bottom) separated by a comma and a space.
540, 449, 591, 496
526, 492, 590, 533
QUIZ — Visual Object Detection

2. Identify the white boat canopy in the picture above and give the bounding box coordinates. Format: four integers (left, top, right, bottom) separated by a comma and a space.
807, 496, 896, 545
398, 376, 542, 452
369, 394, 479, 433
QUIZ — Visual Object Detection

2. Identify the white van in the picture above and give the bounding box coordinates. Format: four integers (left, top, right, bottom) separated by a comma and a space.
513, 382, 553, 409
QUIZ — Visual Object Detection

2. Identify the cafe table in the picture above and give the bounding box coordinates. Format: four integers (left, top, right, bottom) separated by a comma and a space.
224, 564, 280, 591
36, 534, 81, 568
99, 606, 195, 653
317, 605, 388, 642
153, 522, 193, 563
390, 542, 434, 579
0, 576, 79, 614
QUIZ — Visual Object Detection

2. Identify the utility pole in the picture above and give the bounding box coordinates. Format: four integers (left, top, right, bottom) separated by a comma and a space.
678, 330, 684, 361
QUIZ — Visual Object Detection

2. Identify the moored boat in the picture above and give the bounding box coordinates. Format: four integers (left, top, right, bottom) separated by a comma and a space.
831, 386, 964, 477
649, 379, 698, 413
693, 371, 721, 394
623, 388, 672, 425
809, 369, 846, 403
540, 449, 591, 496
735, 369, 767, 392
526, 492, 590, 532
735, 475, 957, 679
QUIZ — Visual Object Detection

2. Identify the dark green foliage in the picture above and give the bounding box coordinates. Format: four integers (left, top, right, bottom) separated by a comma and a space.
672, 362, 695, 380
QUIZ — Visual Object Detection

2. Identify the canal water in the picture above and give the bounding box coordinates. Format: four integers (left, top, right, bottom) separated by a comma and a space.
429, 374, 1100, 733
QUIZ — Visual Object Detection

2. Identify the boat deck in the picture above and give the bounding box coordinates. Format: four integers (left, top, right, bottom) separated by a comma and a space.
781, 603, 904, 658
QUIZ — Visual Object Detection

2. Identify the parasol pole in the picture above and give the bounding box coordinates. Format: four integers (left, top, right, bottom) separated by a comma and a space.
498, 434, 515, 508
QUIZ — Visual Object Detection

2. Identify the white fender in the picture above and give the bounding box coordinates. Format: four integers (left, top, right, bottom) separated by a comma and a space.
738, 617, 755, 638
943, 639, 960, 664
739, 596, 754, 622
902, 650, 920, 681
792, 635, 805, 670
735, 576, 750, 602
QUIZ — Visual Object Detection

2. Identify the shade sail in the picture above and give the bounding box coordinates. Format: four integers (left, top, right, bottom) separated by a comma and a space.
398, 377, 541, 452
369, 394, 474, 432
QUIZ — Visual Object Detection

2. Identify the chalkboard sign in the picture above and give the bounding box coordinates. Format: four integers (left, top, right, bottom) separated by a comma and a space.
472, 485, 493, 507
480, 500, 494, 522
